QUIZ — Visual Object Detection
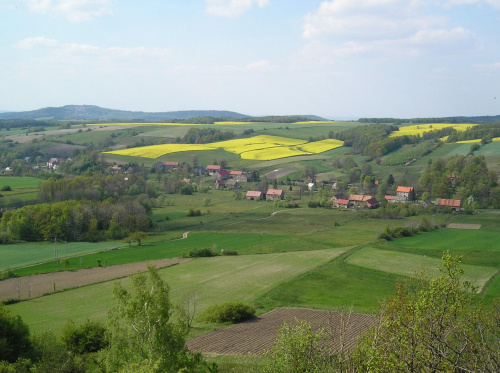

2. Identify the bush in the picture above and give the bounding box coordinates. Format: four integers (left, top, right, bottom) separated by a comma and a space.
187, 209, 201, 217
188, 248, 216, 257
221, 249, 238, 256
1, 185, 11, 191
201, 302, 256, 323
60, 319, 108, 354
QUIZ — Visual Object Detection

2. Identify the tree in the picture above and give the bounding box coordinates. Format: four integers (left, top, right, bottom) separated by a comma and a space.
386, 174, 395, 186
264, 319, 330, 373
0, 305, 32, 363
128, 231, 148, 246
352, 252, 500, 372
105, 266, 203, 372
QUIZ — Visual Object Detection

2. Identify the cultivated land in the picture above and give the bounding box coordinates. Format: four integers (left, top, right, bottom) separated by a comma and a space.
2, 118, 500, 363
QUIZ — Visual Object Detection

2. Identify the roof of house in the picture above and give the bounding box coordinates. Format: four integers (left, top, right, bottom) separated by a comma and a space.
216, 170, 229, 176
397, 186, 414, 193
230, 170, 243, 176
436, 198, 461, 207
163, 161, 179, 166
111, 166, 122, 170
206, 165, 221, 170
266, 189, 284, 196
385, 195, 395, 201
366, 198, 379, 207
349, 194, 372, 202
182, 178, 191, 183
246, 191, 262, 197
336, 199, 349, 205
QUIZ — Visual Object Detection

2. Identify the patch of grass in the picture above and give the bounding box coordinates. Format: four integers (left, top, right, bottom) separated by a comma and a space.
346, 246, 496, 291
0, 241, 123, 272
7, 248, 348, 334
0, 176, 43, 189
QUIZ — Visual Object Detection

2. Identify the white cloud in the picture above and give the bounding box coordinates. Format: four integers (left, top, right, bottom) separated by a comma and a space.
26, 0, 112, 21
445, 0, 500, 8
206, 0, 269, 17
16, 36, 59, 49
245, 60, 275, 71
16, 37, 170, 60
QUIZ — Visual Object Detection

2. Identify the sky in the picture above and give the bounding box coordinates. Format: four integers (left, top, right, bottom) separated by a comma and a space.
1, 0, 500, 118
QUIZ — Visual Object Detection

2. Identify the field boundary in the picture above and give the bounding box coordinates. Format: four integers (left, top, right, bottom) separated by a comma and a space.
447, 223, 481, 230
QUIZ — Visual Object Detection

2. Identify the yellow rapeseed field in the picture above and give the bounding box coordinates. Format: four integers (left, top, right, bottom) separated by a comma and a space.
105, 135, 343, 160
390, 123, 477, 138
300, 139, 344, 153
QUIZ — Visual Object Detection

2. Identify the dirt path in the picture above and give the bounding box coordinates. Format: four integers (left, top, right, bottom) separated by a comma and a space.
0, 257, 190, 301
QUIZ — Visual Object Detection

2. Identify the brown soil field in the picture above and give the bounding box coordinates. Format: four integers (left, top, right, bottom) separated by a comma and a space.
0, 257, 190, 301
186, 307, 378, 356
447, 223, 481, 230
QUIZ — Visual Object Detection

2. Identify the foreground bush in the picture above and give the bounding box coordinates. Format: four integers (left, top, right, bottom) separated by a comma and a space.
201, 302, 256, 323
188, 248, 216, 257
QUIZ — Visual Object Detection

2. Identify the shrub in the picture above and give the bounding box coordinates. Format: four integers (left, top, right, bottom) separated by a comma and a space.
188, 248, 216, 257
221, 249, 238, 256
201, 302, 256, 323
60, 319, 108, 354
1, 185, 11, 191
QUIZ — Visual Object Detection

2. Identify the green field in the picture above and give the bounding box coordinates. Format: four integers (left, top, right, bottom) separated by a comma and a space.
7, 248, 348, 334
0, 241, 125, 272
346, 246, 497, 290
0, 176, 43, 189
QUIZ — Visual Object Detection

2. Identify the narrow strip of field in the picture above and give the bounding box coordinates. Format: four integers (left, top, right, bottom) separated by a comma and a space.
0, 258, 189, 301
346, 246, 497, 291
447, 223, 481, 230
187, 307, 379, 356
7, 247, 350, 334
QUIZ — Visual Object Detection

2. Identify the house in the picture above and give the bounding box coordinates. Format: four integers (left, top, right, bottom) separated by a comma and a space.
385, 195, 395, 203
194, 165, 206, 176
330, 194, 348, 206
266, 189, 285, 200
230, 170, 243, 177
163, 161, 179, 170
3, 167, 13, 175
435, 198, 461, 211
110, 165, 122, 174
365, 198, 380, 209
347, 194, 373, 207
206, 165, 221, 175
47, 157, 63, 170
308, 183, 317, 191
396, 186, 414, 202
215, 180, 225, 189
230, 170, 251, 183
335, 198, 349, 208
246, 191, 264, 201
225, 180, 240, 189
212, 170, 230, 181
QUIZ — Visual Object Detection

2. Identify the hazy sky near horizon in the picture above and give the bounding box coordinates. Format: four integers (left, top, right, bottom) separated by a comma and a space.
1, 0, 500, 118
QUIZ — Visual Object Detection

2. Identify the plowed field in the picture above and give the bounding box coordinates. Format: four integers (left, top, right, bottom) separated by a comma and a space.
187, 307, 378, 356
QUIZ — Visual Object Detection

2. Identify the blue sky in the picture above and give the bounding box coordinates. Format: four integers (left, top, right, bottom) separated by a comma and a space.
1, 0, 499, 118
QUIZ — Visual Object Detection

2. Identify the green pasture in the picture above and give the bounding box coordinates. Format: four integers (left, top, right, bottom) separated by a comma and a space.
0, 241, 125, 272
0, 176, 43, 189
7, 248, 348, 334
380, 226, 500, 267
12, 232, 287, 276
346, 246, 497, 291
255, 247, 408, 314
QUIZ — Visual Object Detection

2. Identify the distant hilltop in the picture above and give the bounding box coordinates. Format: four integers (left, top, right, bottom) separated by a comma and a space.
0, 105, 251, 121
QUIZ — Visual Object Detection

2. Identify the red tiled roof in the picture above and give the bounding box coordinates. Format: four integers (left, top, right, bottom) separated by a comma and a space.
266, 189, 283, 196
216, 170, 229, 176
397, 186, 414, 193
436, 198, 461, 207
246, 191, 262, 197
385, 195, 395, 201
336, 199, 349, 205
230, 170, 243, 175
163, 161, 179, 166
206, 165, 221, 170
349, 194, 372, 202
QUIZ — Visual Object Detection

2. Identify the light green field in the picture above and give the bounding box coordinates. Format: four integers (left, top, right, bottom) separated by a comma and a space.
346, 246, 497, 291
0, 241, 126, 272
7, 247, 349, 334
0, 176, 43, 189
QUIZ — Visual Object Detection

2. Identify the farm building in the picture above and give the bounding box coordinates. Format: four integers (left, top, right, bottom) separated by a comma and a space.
335, 198, 349, 208
435, 198, 462, 211
46, 157, 64, 170
110, 165, 122, 174
182, 178, 192, 184
385, 195, 395, 203
365, 198, 380, 209
347, 194, 373, 208
163, 161, 179, 170
215, 180, 225, 189
266, 189, 284, 200
225, 180, 240, 189
212, 170, 230, 181
308, 182, 317, 191
246, 191, 264, 200
206, 165, 221, 175
396, 186, 414, 202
